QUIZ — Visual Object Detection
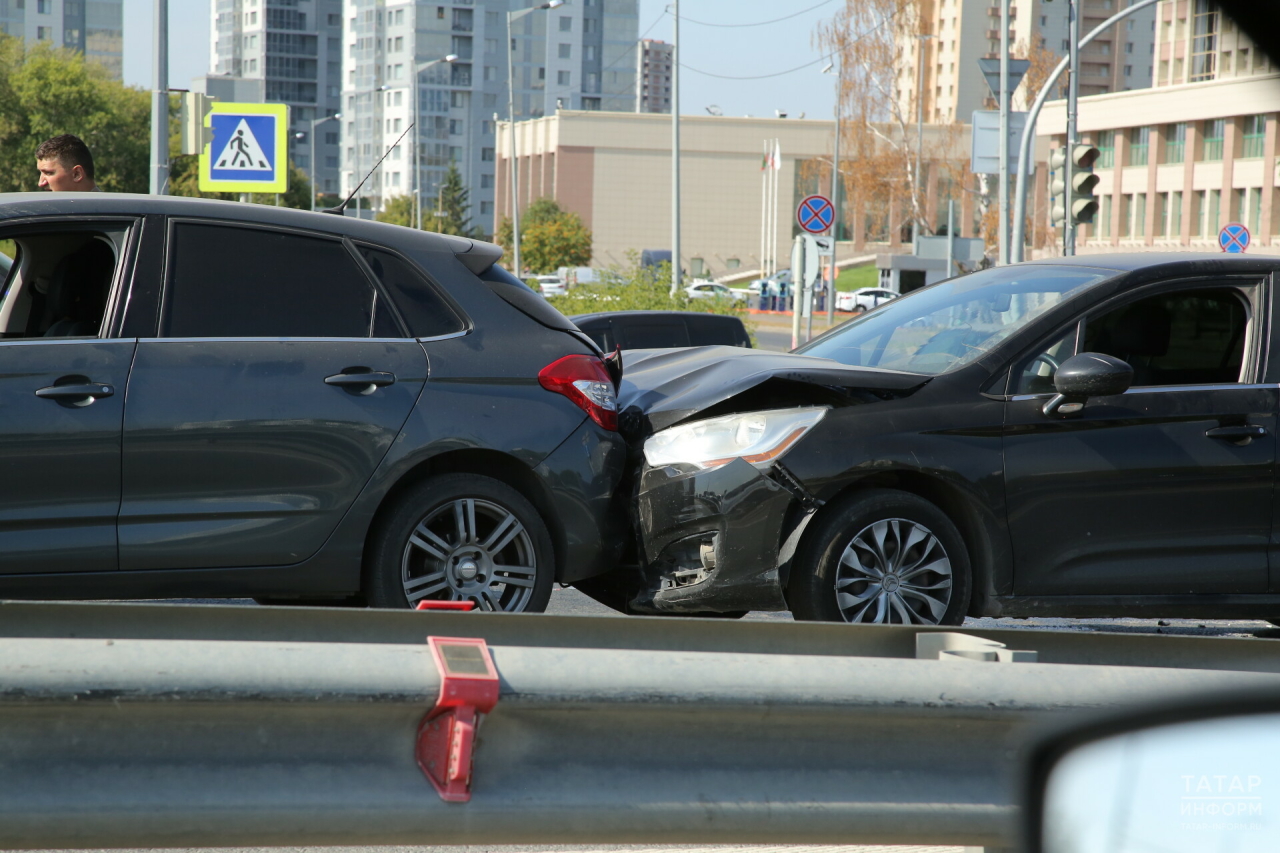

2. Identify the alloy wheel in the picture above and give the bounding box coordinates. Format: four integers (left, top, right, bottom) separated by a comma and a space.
400, 497, 538, 611
833, 518, 953, 624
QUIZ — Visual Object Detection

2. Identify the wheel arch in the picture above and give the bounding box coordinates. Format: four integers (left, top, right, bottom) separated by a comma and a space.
796, 470, 998, 618
361, 448, 567, 588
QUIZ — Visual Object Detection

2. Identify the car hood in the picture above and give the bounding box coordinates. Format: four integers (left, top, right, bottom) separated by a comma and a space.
616, 345, 929, 435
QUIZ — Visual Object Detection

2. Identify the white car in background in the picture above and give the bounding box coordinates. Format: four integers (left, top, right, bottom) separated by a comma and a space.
685, 281, 745, 301
836, 287, 899, 313
535, 274, 567, 297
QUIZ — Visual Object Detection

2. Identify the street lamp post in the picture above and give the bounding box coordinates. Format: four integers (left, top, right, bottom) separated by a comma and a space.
824, 58, 842, 325
412, 56, 458, 231
913, 34, 936, 248
149, 0, 168, 194
309, 113, 341, 212
507, 0, 565, 278
670, 0, 680, 297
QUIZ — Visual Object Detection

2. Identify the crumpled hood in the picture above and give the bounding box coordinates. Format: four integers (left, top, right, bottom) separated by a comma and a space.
616, 345, 929, 434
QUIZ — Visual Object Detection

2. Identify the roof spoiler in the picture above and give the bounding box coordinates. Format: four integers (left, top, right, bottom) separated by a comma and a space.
440, 235, 503, 275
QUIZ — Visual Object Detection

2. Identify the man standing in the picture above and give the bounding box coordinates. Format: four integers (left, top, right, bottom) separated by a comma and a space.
35, 134, 99, 192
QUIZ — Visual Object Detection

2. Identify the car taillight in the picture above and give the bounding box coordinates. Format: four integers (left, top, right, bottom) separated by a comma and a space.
538, 354, 618, 431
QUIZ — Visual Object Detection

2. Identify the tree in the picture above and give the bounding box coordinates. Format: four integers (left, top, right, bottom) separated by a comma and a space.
0, 34, 149, 193
168, 142, 314, 209
377, 163, 484, 237
495, 198, 592, 274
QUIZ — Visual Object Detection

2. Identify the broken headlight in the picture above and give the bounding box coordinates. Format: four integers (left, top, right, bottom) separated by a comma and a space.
643, 407, 828, 473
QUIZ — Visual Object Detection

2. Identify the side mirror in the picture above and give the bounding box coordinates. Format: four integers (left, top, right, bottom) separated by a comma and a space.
1042, 352, 1132, 418
1024, 691, 1280, 853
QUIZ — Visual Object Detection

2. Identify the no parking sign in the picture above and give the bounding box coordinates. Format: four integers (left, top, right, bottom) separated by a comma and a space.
1219, 222, 1251, 253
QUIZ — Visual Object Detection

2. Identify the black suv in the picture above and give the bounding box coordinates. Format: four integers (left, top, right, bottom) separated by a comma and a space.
0, 194, 625, 611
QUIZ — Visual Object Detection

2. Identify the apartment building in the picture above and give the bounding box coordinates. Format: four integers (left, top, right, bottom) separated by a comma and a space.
341, 0, 638, 231
904, 0, 1155, 124
210, 0, 344, 196
635, 38, 671, 114
1038, 2, 1279, 253
0, 0, 122, 79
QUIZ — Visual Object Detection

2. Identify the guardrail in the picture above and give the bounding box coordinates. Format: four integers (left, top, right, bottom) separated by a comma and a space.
1, 603, 1279, 849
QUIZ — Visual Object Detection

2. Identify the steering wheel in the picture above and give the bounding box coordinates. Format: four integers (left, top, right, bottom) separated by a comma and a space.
1029, 352, 1062, 374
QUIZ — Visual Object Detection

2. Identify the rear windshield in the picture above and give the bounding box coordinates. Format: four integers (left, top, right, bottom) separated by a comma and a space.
796, 265, 1111, 375
479, 264, 576, 331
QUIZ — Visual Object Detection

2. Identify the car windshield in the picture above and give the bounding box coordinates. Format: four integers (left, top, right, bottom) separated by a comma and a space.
795, 264, 1111, 375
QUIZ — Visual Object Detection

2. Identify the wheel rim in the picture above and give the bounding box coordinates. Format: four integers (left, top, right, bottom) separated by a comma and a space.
401, 498, 538, 612
832, 518, 953, 624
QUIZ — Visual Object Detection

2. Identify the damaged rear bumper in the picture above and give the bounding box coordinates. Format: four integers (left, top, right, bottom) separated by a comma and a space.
632, 457, 812, 615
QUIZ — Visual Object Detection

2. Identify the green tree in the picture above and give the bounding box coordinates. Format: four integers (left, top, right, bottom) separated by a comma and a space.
0, 34, 149, 192
376, 164, 483, 237
168, 142, 313, 209
495, 198, 592, 274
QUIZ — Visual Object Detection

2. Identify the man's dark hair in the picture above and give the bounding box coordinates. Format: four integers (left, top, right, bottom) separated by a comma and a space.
35, 134, 95, 180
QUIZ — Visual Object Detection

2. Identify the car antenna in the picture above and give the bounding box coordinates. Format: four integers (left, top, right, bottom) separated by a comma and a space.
323, 122, 415, 216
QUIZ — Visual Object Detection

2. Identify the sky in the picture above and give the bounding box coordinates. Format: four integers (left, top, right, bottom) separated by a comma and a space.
121, 0, 840, 120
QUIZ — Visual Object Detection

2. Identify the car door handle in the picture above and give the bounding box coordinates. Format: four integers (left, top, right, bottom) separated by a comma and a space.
1206, 425, 1268, 444
35, 382, 114, 407
324, 371, 396, 395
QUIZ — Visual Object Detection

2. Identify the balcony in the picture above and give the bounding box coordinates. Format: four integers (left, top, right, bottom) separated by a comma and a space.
987, 5, 1015, 17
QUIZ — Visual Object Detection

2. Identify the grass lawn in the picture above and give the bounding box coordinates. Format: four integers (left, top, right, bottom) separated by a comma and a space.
834, 263, 878, 292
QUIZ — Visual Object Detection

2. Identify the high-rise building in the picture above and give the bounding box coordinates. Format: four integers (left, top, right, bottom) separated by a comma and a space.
903, 0, 1156, 125
341, 0, 638, 234
635, 38, 671, 113
1153, 0, 1271, 87
0, 0, 123, 80
210, 0, 344, 197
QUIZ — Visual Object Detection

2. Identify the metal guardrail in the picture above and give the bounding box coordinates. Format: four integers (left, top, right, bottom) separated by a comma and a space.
1, 602, 1279, 849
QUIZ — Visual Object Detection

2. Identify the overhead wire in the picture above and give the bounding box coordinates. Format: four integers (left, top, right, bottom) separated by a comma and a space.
675, 0, 838, 29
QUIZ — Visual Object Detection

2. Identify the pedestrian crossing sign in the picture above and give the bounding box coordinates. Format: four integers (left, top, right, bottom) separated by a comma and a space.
198, 102, 289, 193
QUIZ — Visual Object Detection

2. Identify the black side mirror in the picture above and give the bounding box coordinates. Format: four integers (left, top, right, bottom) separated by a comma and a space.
1042, 352, 1132, 418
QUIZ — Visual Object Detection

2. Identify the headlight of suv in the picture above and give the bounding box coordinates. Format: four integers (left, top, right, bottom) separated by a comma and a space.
643, 407, 828, 473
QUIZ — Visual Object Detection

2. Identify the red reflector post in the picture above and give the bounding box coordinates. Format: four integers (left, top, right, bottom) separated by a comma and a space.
416, 636, 500, 803
415, 600, 477, 611
537, 354, 619, 430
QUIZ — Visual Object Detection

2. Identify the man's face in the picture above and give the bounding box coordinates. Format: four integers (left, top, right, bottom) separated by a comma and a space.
36, 158, 88, 191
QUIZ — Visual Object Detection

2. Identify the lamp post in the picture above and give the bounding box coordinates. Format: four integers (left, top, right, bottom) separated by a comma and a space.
309, 113, 340, 212
912, 33, 936, 248
670, 0, 680, 297
823, 58, 841, 325
411, 55, 459, 231
507, 0, 565, 277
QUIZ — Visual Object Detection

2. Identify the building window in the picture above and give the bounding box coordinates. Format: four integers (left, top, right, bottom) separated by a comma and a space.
481, 147, 494, 161
480, 173, 494, 189
1099, 196, 1111, 237
395, 9, 403, 24
1128, 127, 1149, 166
557, 70, 570, 85
1169, 190, 1182, 237
36, 0, 49, 13
1164, 123, 1186, 163
484, 66, 498, 81
1155, 192, 1168, 237
558, 16, 572, 32
480, 201, 494, 215
485, 38, 498, 54
584, 45, 596, 61
1242, 115, 1266, 158
449, 119, 463, 135
558, 43, 571, 59
1248, 187, 1262, 234
1123, 64, 1132, 77
1189, 0, 1218, 82
1202, 119, 1224, 161
1095, 130, 1115, 168
1132, 193, 1146, 238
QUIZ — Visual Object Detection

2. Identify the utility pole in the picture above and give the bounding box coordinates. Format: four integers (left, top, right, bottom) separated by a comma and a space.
149, 0, 168, 195
1064, 0, 1080, 256
827, 58, 841, 325
998, 0, 1010, 264
670, 0, 681, 297
912, 36, 928, 248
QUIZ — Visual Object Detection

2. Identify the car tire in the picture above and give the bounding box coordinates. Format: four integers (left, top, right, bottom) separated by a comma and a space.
365, 474, 555, 612
789, 489, 970, 625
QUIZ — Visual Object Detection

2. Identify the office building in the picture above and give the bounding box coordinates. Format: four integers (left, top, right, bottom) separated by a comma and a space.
210, 0, 344, 196
0, 0, 122, 80
496, 111, 976, 276
903, 0, 1156, 124
635, 38, 671, 113
341, 0, 638, 233
1154, 0, 1272, 87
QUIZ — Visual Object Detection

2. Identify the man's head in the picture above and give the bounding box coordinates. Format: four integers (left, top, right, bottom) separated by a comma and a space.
35, 134, 96, 191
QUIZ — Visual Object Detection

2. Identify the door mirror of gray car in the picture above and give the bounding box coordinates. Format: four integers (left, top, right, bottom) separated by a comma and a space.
1042, 352, 1133, 418
1024, 693, 1280, 853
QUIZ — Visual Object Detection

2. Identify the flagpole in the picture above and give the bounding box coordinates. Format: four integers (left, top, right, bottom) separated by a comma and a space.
760, 140, 768, 284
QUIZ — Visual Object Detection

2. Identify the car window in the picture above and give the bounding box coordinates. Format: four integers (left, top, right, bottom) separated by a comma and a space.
796, 264, 1109, 375
1015, 329, 1078, 395
1082, 287, 1249, 387
356, 244, 464, 339
165, 223, 374, 338
0, 227, 127, 339
616, 322, 690, 349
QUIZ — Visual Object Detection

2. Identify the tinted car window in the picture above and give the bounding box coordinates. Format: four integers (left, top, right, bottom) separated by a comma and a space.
617, 322, 690, 349
479, 264, 576, 331
1083, 288, 1248, 387
166, 223, 373, 337
357, 244, 464, 338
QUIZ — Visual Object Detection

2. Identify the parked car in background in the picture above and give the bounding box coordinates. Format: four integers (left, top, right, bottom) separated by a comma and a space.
596, 253, 1280, 627
559, 266, 601, 286
571, 311, 751, 351
535, 274, 567, 297
0, 194, 627, 613
685, 281, 744, 301
836, 287, 899, 312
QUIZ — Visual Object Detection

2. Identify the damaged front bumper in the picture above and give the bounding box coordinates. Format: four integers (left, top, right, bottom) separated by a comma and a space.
632, 457, 815, 615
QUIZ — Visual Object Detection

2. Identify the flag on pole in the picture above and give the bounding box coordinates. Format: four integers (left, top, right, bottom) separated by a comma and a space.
772, 140, 782, 170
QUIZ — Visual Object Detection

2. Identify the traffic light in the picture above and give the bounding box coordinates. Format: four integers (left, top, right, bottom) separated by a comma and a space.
1050, 144, 1101, 226
179, 91, 215, 157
